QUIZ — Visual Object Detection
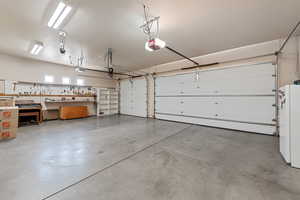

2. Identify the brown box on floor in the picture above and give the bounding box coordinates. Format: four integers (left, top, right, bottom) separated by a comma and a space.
0, 107, 18, 140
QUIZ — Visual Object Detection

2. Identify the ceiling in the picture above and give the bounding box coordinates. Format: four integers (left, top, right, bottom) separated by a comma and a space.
0, 0, 300, 71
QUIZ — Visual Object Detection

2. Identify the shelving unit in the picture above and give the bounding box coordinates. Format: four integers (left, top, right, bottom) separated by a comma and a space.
97, 88, 119, 116
1, 80, 98, 118
3, 80, 97, 97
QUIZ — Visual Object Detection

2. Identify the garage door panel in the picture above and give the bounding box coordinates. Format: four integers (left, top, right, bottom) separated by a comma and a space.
157, 96, 275, 125
181, 97, 218, 118
120, 81, 130, 115
120, 78, 147, 117
155, 97, 182, 115
216, 96, 275, 124
155, 63, 276, 135
155, 76, 183, 96
156, 114, 275, 135
208, 64, 274, 95
156, 63, 275, 96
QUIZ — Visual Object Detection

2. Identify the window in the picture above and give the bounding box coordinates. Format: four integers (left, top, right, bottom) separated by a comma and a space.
77, 79, 84, 86
44, 75, 54, 83
62, 77, 71, 85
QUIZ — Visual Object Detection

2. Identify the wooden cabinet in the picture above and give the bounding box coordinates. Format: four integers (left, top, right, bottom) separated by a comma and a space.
59, 106, 88, 120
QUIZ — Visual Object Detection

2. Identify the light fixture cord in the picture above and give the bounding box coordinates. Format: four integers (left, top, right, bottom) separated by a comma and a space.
143, 4, 152, 39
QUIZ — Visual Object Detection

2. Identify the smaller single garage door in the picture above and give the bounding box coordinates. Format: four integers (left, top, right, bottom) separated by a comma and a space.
120, 78, 147, 117
155, 63, 276, 135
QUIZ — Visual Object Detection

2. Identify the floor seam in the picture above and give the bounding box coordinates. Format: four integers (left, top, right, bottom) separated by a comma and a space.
40, 125, 192, 200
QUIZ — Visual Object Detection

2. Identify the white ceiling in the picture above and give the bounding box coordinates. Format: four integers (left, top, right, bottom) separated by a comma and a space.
0, 0, 300, 71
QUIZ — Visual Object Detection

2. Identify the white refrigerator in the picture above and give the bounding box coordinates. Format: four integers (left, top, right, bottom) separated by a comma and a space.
279, 85, 300, 168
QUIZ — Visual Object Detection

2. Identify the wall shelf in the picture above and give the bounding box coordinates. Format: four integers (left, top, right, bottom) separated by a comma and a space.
0, 94, 96, 97
97, 88, 119, 116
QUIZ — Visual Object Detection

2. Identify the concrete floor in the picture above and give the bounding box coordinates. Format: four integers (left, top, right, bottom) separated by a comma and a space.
0, 115, 300, 200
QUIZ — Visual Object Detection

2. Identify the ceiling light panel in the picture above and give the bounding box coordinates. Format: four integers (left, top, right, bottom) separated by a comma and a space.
48, 2, 72, 29
53, 6, 72, 29
30, 42, 44, 55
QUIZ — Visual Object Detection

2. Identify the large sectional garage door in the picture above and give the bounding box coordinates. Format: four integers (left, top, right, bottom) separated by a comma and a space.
120, 78, 147, 117
155, 63, 276, 135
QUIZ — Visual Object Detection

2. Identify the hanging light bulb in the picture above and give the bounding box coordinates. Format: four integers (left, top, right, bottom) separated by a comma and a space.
145, 38, 166, 51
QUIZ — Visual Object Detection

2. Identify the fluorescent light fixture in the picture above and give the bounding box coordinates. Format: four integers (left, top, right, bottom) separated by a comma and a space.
44, 75, 54, 83
48, 2, 72, 29
62, 77, 71, 85
48, 2, 65, 28
53, 6, 72, 29
145, 38, 166, 51
77, 79, 84, 86
30, 42, 44, 55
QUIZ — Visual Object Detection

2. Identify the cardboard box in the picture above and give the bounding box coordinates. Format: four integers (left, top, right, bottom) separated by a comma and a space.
0, 128, 17, 140
0, 98, 15, 107
1, 120, 18, 129
0, 107, 18, 120
0, 107, 18, 141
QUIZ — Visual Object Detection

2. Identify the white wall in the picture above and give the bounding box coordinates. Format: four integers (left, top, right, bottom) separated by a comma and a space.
278, 37, 300, 86
133, 39, 300, 118
0, 53, 117, 88
139, 40, 280, 74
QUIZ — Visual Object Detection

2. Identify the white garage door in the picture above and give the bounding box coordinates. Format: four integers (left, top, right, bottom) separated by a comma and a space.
120, 78, 147, 117
155, 63, 276, 135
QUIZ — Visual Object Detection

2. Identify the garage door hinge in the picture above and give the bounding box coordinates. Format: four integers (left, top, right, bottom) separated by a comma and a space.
272, 104, 276, 107
272, 89, 277, 92
272, 74, 277, 77
272, 119, 277, 122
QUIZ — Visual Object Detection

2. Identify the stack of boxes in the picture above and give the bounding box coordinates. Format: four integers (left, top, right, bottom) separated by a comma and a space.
0, 98, 18, 140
